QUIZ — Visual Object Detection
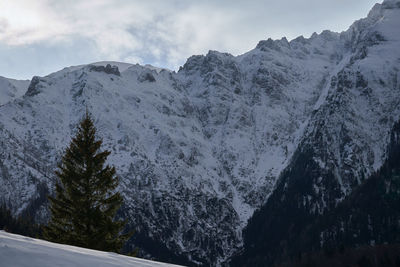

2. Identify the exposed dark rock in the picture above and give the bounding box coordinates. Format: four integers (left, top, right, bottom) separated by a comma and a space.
138, 71, 156, 82
89, 64, 120, 76
256, 38, 282, 52
25, 76, 43, 97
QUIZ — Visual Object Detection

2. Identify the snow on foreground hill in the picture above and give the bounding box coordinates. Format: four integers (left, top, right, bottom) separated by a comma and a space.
0, 231, 184, 267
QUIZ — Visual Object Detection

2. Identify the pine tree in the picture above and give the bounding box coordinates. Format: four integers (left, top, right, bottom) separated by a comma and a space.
44, 112, 130, 252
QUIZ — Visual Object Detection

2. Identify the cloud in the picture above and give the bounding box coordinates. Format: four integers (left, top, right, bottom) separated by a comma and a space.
0, 0, 68, 45
0, 0, 379, 79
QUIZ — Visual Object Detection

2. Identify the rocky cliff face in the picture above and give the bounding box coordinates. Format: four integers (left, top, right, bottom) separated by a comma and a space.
1, 1, 400, 266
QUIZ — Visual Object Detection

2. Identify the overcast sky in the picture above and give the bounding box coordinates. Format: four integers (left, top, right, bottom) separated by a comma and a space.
0, 0, 379, 80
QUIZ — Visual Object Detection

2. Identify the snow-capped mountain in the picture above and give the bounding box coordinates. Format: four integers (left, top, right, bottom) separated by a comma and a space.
233, 1, 400, 265
1, 0, 400, 265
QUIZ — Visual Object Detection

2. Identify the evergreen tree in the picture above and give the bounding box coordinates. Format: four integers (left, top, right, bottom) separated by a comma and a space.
44, 112, 130, 252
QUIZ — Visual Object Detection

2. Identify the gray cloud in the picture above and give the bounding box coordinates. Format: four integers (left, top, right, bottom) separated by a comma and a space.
0, 0, 379, 79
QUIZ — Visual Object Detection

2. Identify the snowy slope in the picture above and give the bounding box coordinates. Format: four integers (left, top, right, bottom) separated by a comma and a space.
0, 1, 400, 266
0, 76, 30, 105
0, 231, 183, 267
